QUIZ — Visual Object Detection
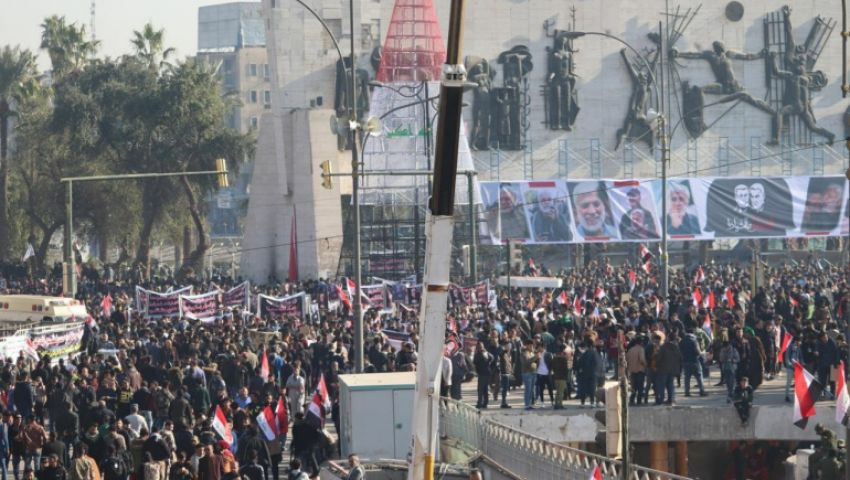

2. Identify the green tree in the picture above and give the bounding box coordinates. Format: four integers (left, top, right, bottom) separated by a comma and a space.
40, 16, 99, 78
0, 45, 37, 261
130, 22, 175, 72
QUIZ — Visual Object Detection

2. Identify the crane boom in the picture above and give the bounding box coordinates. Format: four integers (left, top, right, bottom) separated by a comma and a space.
407, 1, 468, 479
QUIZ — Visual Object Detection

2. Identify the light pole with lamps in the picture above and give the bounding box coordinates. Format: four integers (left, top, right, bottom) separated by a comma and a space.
290, 0, 366, 372
570, 29, 666, 480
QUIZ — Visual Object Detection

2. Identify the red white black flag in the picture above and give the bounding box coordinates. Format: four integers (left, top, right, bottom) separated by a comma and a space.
837, 361, 850, 427
793, 362, 822, 429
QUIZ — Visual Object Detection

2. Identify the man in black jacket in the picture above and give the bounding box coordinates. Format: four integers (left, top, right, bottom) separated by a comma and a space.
237, 426, 270, 475
289, 414, 320, 478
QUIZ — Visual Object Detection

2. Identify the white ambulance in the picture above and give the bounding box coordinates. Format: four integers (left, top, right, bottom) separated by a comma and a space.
0, 295, 90, 325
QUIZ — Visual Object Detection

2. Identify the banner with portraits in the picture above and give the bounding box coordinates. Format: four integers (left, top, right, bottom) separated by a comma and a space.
479, 176, 850, 243
449, 280, 491, 308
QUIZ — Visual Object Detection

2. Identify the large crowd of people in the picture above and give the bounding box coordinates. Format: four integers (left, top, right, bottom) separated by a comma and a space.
0, 252, 845, 480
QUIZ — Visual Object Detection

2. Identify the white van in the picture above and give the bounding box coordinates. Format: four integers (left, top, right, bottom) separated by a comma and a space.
0, 295, 90, 325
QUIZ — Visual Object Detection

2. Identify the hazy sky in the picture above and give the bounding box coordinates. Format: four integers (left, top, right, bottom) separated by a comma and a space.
0, 0, 247, 70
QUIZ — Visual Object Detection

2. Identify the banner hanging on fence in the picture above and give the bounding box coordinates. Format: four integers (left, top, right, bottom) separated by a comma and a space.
479, 176, 850, 244
180, 291, 219, 322
29, 322, 85, 358
223, 282, 250, 309
258, 293, 306, 320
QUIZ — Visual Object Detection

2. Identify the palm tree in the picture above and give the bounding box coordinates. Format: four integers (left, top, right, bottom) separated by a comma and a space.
131, 22, 174, 71
0, 46, 37, 260
40, 15, 98, 77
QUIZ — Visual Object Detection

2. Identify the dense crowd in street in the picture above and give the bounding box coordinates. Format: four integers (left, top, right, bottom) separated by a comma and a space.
0, 253, 845, 480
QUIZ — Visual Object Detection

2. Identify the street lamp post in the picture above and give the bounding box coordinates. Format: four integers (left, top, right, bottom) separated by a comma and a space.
291, 0, 364, 372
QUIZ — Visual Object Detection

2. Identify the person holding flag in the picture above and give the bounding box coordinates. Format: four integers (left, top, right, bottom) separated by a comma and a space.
777, 333, 795, 400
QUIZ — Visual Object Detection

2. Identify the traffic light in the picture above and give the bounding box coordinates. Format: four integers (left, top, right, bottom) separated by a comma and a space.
320, 160, 333, 189
216, 158, 229, 188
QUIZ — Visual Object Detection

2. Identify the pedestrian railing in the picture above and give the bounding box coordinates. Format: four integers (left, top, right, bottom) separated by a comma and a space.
439, 398, 693, 480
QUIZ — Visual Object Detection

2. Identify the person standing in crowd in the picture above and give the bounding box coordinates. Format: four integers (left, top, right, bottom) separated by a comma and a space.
520, 341, 537, 410
626, 335, 647, 406
680, 328, 707, 397
473, 343, 494, 409
535, 344, 554, 407
655, 333, 682, 406
783, 336, 802, 403
576, 340, 601, 408
550, 344, 570, 410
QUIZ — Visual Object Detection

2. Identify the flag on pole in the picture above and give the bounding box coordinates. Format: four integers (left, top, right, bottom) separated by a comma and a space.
836, 361, 850, 427
21, 243, 35, 263
288, 208, 298, 282
725, 288, 736, 307
692, 287, 703, 307
702, 314, 712, 340
528, 258, 538, 275
793, 362, 822, 429
638, 244, 653, 273
777, 332, 793, 363
260, 351, 270, 379
336, 284, 351, 310
212, 405, 234, 446
573, 294, 583, 313
100, 294, 113, 317
256, 406, 279, 440
306, 374, 331, 429
707, 290, 716, 310
276, 396, 288, 434
594, 287, 606, 300
628, 270, 636, 292
556, 290, 568, 305
693, 266, 705, 284
588, 464, 602, 480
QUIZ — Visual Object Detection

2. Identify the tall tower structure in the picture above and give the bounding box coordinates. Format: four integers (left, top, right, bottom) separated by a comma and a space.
376, 0, 445, 82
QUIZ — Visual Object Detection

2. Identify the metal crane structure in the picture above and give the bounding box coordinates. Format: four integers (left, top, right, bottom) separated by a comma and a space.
407, 0, 468, 479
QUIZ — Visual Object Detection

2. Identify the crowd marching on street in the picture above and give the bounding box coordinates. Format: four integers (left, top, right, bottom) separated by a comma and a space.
0, 253, 846, 480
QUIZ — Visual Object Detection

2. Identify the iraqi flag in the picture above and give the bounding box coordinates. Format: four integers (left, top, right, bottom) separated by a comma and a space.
837, 361, 850, 426
260, 351, 270, 379
336, 284, 351, 310
276, 396, 288, 434
594, 287, 606, 300
573, 293, 583, 313
724, 288, 736, 307
306, 374, 332, 429
707, 290, 716, 310
556, 290, 568, 305
776, 332, 793, 363
692, 287, 703, 308
638, 244, 653, 274
793, 362, 823, 429
528, 258, 538, 276
100, 294, 113, 317
693, 266, 705, 284
701, 314, 712, 340
628, 270, 636, 292
256, 405, 279, 440
588, 464, 602, 480
212, 405, 234, 447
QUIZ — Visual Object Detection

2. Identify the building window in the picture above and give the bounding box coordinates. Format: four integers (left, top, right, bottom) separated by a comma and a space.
250, 117, 259, 129
249, 64, 258, 76
250, 91, 258, 103
263, 64, 270, 80
264, 90, 271, 105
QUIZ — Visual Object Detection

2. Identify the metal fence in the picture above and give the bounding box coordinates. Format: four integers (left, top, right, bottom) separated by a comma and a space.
440, 398, 693, 480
